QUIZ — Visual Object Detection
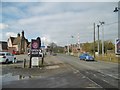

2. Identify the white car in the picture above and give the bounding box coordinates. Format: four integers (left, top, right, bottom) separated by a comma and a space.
0, 52, 17, 64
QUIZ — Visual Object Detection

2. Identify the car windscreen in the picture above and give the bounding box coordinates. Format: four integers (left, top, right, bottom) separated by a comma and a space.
0, 53, 5, 56
84, 54, 90, 56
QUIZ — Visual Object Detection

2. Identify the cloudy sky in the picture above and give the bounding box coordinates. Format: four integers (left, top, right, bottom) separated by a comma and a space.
0, 0, 119, 46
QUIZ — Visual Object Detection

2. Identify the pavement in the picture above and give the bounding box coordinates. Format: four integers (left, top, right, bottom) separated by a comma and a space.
2, 54, 68, 76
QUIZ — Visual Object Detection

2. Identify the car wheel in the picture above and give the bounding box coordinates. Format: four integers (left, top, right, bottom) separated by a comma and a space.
12, 59, 15, 63
13, 58, 17, 63
15, 59, 17, 63
6, 59, 9, 64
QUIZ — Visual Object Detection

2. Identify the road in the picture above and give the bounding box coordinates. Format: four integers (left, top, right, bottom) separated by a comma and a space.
57, 54, 119, 88
1, 54, 120, 89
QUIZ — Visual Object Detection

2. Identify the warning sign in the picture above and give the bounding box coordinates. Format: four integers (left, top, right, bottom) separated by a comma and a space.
30, 39, 41, 57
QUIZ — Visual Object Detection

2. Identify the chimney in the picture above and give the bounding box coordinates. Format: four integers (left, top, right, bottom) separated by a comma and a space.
22, 30, 24, 37
17, 33, 20, 37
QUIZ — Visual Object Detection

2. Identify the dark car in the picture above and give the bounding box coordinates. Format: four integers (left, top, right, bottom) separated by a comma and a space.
79, 53, 94, 61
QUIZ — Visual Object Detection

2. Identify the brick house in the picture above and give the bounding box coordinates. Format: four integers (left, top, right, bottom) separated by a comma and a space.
7, 31, 28, 54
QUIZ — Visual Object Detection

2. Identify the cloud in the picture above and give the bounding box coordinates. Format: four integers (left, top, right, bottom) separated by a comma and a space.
2, 0, 40, 2
1, 0, 120, 2
1, 2, 118, 46
0, 23, 9, 30
5, 32, 17, 38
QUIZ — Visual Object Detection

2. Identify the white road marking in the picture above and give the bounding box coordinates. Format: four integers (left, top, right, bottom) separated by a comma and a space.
45, 65, 60, 69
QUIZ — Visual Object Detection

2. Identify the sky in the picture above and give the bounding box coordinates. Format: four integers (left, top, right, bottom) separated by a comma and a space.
0, 0, 119, 46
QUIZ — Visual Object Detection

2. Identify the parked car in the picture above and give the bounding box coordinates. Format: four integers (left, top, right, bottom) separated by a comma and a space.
14, 51, 19, 55
0, 52, 17, 64
12, 50, 19, 55
79, 53, 94, 61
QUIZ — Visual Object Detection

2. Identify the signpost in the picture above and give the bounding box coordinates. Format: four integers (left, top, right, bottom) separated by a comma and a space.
115, 39, 120, 55
29, 37, 44, 68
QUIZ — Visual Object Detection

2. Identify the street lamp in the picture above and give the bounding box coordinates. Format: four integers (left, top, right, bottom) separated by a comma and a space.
93, 23, 96, 58
99, 21, 105, 56
113, 7, 120, 12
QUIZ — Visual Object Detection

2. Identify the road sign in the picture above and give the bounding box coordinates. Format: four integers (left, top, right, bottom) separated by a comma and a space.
29, 37, 44, 68
115, 39, 120, 54
31, 39, 42, 57
31, 57, 39, 67
31, 39, 39, 49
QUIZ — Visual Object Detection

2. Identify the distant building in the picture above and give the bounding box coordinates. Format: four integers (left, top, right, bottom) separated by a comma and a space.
64, 43, 85, 54
7, 31, 28, 54
0, 41, 8, 52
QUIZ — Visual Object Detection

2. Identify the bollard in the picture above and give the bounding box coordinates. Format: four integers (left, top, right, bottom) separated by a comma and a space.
39, 57, 40, 67
41, 57, 44, 65
23, 59, 26, 68
41, 53, 44, 65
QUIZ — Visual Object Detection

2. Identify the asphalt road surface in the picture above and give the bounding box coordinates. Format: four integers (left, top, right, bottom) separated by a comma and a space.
1, 54, 120, 89
57, 54, 119, 88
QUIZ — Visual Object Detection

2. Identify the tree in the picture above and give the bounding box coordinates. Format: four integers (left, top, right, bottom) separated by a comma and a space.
104, 40, 115, 54
49, 42, 57, 52
82, 42, 92, 53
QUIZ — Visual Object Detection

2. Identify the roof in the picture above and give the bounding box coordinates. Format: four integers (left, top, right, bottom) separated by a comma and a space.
9, 37, 16, 45
9, 36, 29, 45
13, 37, 21, 45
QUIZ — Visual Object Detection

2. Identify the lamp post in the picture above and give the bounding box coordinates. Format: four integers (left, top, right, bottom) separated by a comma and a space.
93, 23, 96, 58
113, 3, 120, 39
99, 21, 105, 56
97, 25, 100, 56
113, 7, 120, 12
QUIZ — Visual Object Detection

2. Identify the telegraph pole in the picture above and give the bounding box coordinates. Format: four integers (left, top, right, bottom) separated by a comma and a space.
99, 21, 105, 56
97, 25, 100, 55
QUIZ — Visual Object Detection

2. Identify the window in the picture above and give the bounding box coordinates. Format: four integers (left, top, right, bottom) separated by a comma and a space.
6, 53, 10, 56
0, 53, 5, 56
